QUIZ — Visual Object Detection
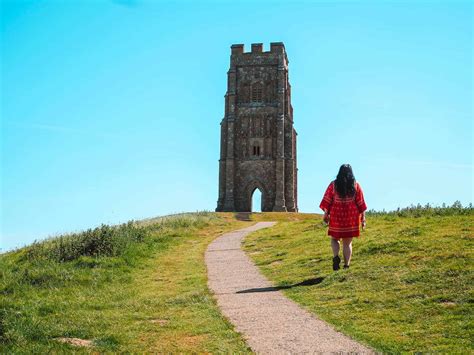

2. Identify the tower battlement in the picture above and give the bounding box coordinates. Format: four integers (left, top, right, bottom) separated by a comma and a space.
230, 42, 289, 67
230, 42, 286, 54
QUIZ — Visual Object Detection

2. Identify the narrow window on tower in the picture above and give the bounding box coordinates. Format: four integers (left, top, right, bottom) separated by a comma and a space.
252, 145, 261, 156
251, 83, 263, 103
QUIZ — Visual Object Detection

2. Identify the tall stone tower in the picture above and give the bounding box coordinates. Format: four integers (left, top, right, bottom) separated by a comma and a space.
216, 42, 298, 212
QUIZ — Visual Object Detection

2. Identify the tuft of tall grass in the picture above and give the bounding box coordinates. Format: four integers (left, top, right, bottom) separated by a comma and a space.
23, 222, 149, 262
366, 201, 473, 218
140, 211, 218, 228
11, 212, 220, 264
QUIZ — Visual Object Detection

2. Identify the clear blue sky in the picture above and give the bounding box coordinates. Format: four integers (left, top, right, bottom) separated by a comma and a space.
1, 0, 472, 251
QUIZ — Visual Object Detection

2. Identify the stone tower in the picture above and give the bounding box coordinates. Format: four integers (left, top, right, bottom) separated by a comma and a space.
216, 42, 298, 212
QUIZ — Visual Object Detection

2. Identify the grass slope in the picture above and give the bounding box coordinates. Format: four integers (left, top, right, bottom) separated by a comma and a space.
2, 210, 472, 353
1, 213, 251, 353
243, 213, 474, 352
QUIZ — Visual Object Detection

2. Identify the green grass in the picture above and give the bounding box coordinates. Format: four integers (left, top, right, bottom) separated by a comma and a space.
1, 212, 251, 353
2, 209, 473, 352
243, 213, 474, 352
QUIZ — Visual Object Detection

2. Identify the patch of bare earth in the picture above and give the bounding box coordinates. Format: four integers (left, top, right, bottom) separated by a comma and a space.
150, 319, 169, 325
181, 334, 208, 347
55, 337, 93, 347
440, 301, 457, 308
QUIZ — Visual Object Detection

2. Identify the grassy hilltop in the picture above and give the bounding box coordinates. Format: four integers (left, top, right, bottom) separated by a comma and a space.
244, 208, 473, 353
1, 208, 473, 353
1, 213, 253, 353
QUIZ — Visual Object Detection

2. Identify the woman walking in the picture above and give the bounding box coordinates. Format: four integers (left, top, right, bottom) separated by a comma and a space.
319, 164, 367, 270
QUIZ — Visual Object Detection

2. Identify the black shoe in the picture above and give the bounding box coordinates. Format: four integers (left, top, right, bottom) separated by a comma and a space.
343, 264, 350, 269
332, 256, 341, 271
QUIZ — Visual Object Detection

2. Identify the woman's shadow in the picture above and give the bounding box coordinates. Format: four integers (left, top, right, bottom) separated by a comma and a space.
236, 277, 324, 294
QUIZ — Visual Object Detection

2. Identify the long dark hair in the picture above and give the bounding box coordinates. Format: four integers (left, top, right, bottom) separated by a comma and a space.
335, 164, 356, 198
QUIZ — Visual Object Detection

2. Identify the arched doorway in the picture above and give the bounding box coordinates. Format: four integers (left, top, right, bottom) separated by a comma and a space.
251, 188, 262, 212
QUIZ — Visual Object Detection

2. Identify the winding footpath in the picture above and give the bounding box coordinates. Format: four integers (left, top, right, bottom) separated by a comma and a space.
205, 222, 372, 353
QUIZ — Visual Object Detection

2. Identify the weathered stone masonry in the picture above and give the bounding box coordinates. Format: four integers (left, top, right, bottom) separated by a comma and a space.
216, 42, 298, 212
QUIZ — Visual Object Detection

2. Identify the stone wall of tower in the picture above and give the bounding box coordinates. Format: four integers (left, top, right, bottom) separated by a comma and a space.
216, 42, 298, 212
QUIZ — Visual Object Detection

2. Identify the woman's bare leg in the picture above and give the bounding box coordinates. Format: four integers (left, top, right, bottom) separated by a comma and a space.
331, 238, 340, 257
342, 238, 353, 266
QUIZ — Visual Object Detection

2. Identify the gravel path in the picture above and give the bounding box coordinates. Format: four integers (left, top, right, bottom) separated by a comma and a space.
205, 222, 372, 353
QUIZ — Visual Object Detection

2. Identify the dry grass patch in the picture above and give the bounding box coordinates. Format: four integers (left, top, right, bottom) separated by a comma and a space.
54, 337, 93, 347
